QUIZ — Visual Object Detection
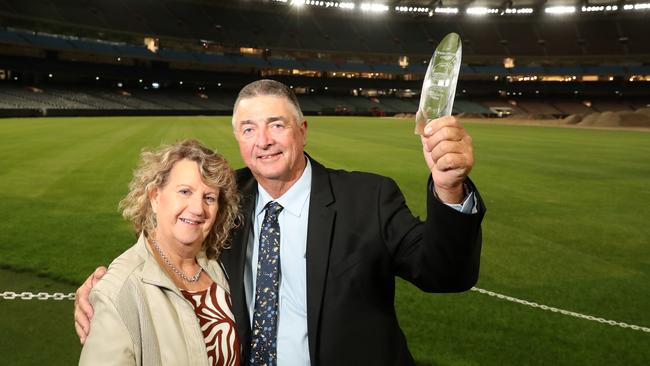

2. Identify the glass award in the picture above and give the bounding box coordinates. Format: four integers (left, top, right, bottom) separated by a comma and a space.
415, 32, 462, 135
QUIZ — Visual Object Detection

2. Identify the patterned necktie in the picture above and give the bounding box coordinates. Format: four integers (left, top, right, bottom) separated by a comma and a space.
250, 201, 284, 366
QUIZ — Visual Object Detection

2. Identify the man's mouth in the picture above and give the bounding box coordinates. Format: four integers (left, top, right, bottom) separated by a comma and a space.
258, 152, 282, 160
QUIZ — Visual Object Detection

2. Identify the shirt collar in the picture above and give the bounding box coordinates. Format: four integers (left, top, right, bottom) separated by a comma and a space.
255, 156, 312, 218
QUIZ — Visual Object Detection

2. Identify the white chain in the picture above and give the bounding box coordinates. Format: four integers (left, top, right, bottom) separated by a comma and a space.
2, 287, 649, 333
0, 291, 76, 301
471, 287, 650, 333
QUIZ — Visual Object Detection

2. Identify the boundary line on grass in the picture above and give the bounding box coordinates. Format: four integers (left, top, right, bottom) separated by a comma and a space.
471, 287, 650, 333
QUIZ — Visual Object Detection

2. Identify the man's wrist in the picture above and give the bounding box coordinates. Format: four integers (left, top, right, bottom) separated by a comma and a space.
432, 183, 466, 204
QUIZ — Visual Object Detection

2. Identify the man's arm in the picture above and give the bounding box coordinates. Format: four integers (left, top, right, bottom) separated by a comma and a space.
74, 266, 107, 344
383, 115, 484, 291
79, 290, 136, 365
380, 175, 484, 293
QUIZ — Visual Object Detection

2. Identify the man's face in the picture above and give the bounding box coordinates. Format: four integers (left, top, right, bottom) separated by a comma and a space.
233, 95, 307, 188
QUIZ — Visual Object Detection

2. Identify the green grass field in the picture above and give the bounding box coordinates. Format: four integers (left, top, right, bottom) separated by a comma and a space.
1, 116, 649, 365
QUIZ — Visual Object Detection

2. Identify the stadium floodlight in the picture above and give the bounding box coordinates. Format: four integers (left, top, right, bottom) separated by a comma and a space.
545, 6, 576, 14
435, 7, 459, 14
466, 7, 499, 15
360, 3, 389, 12
623, 3, 650, 10
339, 2, 355, 9
304, 0, 339, 7
291, 0, 306, 7
395, 6, 429, 13
504, 7, 534, 14
582, 5, 618, 12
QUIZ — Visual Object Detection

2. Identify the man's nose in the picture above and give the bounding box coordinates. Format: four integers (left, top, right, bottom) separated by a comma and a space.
255, 127, 273, 148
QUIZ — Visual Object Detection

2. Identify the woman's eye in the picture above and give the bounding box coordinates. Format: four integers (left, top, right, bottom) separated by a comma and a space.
179, 189, 191, 195
204, 196, 217, 204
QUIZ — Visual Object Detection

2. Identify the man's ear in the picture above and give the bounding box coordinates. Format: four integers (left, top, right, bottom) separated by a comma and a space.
301, 120, 308, 146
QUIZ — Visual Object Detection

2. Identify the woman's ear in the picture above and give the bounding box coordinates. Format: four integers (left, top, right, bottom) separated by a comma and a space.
149, 187, 160, 214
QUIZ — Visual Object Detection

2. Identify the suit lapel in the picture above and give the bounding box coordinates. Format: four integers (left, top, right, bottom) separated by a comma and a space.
305, 157, 336, 363
222, 168, 257, 358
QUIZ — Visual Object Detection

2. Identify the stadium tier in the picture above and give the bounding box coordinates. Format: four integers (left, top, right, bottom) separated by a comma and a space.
0, 0, 648, 119
1, 1, 650, 60
2, 82, 647, 120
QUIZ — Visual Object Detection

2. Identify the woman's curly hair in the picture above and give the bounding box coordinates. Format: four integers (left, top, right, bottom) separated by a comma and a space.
119, 139, 240, 258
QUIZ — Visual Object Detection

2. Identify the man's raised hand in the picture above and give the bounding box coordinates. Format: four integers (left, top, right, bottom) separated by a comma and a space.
420, 115, 474, 204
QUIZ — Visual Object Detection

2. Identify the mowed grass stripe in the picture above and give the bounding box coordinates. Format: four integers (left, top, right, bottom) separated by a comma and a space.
0, 116, 648, 366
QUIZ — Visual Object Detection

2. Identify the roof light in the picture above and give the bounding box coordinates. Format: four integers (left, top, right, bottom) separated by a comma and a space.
545, 6, 576, 14
395, 6, 429, 13
582, 5, 618, 12
504, 8, 534, 14
624, 3, 650, 10
434, 7, 459, 14
360, 3, 389, 12
467, 7, 499, 15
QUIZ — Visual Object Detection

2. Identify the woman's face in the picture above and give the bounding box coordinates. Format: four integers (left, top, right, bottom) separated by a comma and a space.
150, 159, 219, 250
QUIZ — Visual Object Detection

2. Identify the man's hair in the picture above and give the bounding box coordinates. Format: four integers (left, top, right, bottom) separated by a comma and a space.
232, 79, 304, 125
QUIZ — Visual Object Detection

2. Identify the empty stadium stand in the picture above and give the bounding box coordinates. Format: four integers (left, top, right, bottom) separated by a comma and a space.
0, 1, 648, 121
2, 1, 650, 61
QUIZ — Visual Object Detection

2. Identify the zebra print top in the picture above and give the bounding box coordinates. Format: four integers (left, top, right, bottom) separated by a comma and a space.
181, 282, 241, 366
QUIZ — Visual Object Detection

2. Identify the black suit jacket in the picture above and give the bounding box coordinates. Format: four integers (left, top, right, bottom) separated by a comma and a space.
220, 156, 485, 366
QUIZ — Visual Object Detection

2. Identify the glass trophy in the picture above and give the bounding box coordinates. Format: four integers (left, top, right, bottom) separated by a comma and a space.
415, 32, 462, 135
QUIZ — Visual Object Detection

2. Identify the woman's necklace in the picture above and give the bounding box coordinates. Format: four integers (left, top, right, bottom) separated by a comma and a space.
150, 239, 203, 283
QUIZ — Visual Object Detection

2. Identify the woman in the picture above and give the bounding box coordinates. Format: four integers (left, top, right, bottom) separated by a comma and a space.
79, 139, 241, 366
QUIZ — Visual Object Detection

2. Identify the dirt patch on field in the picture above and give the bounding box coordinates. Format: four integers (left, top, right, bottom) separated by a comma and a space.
459, 111, 650, 132
391, 111, 650, 131
566, 111, 650, 128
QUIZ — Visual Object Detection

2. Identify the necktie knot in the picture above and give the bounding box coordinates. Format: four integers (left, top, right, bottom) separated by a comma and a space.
264, 201, 284, 218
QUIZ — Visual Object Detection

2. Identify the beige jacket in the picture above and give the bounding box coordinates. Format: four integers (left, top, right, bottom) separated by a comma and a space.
79, 234, 231, 366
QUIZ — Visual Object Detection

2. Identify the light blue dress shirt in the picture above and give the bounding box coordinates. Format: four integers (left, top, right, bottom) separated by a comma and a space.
244, 157, 476, 366
444, 188, 477, 214
245, 159, 312, 366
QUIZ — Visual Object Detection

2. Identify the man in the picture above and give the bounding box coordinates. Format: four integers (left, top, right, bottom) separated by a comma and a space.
75, 79, 485, 365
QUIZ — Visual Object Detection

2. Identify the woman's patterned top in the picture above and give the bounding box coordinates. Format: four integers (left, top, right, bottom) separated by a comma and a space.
181, 282, 241, 366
